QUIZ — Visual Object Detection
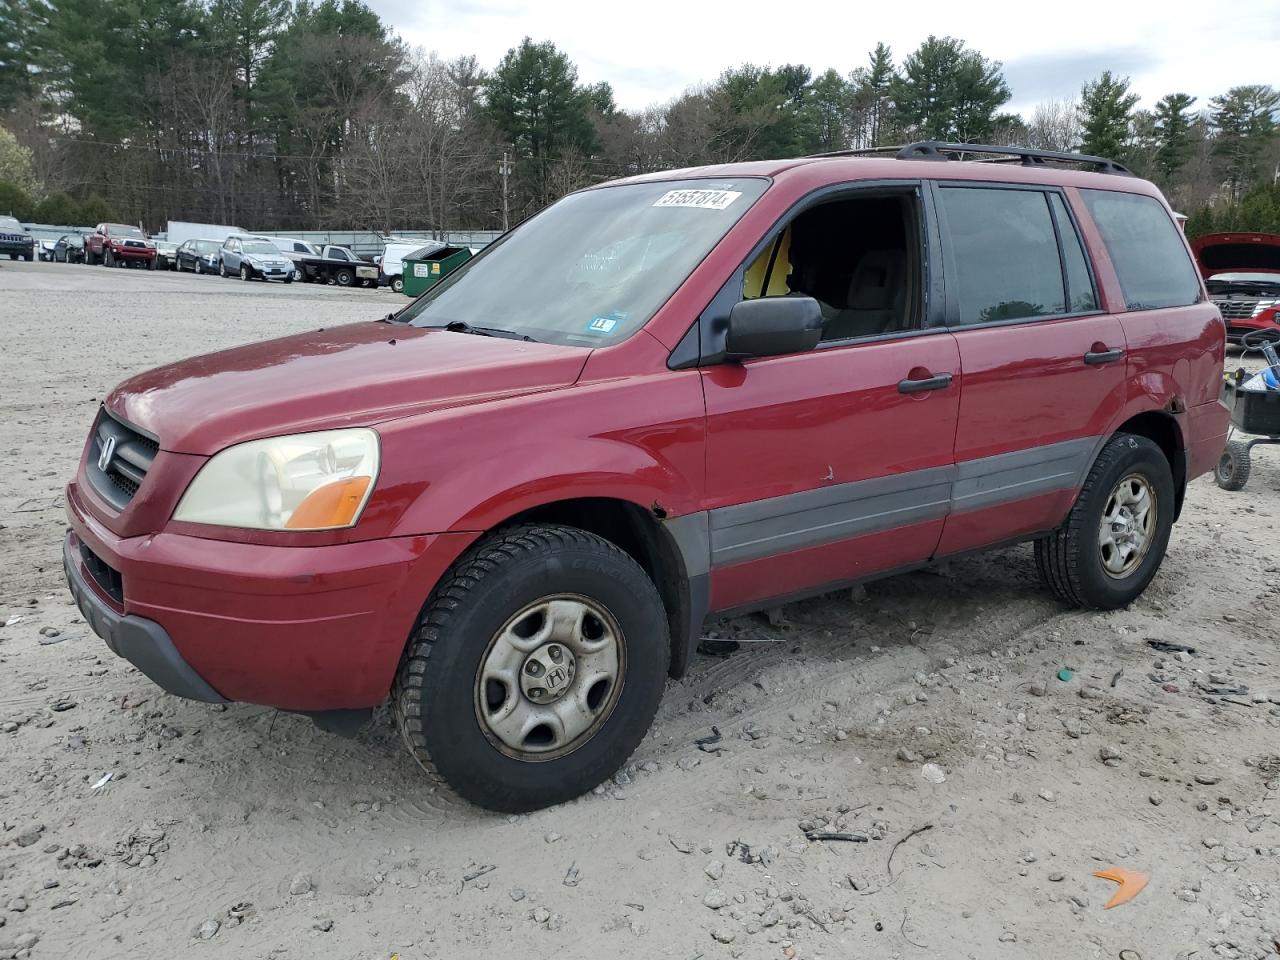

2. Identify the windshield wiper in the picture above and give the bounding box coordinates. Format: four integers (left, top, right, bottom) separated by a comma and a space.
441, 320, 537, 342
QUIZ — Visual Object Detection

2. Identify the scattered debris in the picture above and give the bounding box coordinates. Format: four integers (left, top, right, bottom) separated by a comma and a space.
921, 763, 946, 784
1057, 669, 1074, 683
887, 824, 934, 881
1146, 640, 1195, 654
90, 772, 113, 791
805, 831, 868, 843
1093, 867, 1150, 909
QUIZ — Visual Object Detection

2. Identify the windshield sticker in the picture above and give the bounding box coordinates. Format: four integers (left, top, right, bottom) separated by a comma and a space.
653, 189, 742, 210
587, 311, 627, 335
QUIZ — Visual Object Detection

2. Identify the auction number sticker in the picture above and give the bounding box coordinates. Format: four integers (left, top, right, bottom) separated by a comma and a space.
653, 189, 742, 210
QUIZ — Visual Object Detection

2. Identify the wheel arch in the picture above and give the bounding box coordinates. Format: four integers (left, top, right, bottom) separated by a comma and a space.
1112, 410, 1187, 519
499, 497, 706, 679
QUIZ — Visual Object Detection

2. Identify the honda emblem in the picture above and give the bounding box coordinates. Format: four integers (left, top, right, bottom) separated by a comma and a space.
98, 435, 116, 472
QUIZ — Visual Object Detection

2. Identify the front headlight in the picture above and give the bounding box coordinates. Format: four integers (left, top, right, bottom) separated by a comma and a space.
173, 429, 380, 530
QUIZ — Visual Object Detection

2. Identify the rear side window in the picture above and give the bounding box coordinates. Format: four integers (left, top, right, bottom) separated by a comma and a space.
938, 187, 1065, 325
1081, 190, 1201, 310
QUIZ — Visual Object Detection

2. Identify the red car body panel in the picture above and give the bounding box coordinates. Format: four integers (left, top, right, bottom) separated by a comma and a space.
64, 155, 1230, 712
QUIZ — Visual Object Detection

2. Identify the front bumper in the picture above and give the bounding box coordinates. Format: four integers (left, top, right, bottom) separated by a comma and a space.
64, 535, 228, 702
64, 481, 471, 710
109, 247, 155, 261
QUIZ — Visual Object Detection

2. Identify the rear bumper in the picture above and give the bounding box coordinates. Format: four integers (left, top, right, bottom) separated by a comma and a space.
1187, 398, 1231, 480
64, 481, 471, 710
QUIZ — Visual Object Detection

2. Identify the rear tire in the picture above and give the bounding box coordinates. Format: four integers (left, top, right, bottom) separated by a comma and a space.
1215, 440, 1251, 491
335, 268, 354, 287
1035, 433, 1175, 610
393, 524, 670, 812
391, 276, 404, 294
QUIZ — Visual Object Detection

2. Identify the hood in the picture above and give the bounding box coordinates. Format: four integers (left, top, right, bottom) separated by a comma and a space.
1191, 232, 1280, 278
106, 322, 590, 455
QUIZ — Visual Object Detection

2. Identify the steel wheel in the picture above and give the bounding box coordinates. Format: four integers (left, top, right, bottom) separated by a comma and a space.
474, 595, 624, 761
1099, 473, 1156, 579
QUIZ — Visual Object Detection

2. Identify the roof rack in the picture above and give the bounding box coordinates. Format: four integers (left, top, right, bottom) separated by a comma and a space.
808, 141, 1133, 176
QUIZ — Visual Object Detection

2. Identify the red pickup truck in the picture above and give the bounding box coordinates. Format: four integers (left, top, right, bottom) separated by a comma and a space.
64, 142, 1228, 811
85, 222, 157, 268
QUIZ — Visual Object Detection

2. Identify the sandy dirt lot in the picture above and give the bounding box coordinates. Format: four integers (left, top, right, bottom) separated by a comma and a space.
2, 258, 1280, 960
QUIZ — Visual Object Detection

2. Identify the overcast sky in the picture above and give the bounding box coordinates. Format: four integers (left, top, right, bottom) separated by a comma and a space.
364, 0, 1279, 117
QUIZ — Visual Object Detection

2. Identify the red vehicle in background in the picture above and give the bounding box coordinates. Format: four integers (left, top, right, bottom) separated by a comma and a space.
85, 222, 157, 269
64, 142, 1227, 811
1191, 232, 1280, 344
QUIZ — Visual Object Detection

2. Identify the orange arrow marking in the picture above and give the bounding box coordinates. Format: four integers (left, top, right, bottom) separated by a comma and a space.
1093, 867, 1150, 908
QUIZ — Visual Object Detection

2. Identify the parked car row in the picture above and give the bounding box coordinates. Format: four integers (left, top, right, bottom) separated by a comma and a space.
14, 221, 454, 293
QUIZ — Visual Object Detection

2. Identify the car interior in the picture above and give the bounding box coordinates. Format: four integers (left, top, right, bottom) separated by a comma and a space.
743, 193, 920, 342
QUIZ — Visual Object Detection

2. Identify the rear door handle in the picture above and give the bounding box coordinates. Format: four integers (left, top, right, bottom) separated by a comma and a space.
1084, 348, 1124, 365
898, 373, 953, 394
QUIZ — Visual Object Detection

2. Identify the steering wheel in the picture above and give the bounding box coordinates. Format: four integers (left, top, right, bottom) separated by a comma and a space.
1239, 329, 1280, 353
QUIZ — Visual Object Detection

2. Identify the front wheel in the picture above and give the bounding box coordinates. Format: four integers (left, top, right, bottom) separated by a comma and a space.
240, 264, 250, 281
103, 249, 114, 268
1035, 433, 1175, 609
1215, 440, 1251, 491
393, 524, 670, 812
218, 261, 227, 278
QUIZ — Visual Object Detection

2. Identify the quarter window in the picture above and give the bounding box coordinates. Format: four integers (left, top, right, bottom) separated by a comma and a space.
938, 187, 1065, 325
1048, 193, 1098, 313
1080, 189, 1201, 311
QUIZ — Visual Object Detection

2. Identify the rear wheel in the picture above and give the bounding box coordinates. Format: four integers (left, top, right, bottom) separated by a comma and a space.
1215, 440, 1251, 491
391, 276, 404, 294
1035, 433, 1175, 609
334, 268, 354, 287
393, 524, 669, 812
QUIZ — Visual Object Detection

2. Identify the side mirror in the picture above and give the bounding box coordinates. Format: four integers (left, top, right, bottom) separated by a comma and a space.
725, 296, 823, 361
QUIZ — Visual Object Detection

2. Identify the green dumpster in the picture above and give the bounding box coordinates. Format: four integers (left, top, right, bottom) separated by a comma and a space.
401, 244, 473, 297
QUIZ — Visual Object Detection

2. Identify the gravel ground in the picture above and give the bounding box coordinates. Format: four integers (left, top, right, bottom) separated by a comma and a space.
3, 258, 1280, 960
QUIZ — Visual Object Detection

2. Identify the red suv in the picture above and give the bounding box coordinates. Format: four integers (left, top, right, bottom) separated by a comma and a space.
85, 222, 157, 268
63, 142, 1228, 811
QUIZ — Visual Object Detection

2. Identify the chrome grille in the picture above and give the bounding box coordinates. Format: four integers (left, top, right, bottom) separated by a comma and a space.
86, 409, 159, 510
1214, 296, 1276, 321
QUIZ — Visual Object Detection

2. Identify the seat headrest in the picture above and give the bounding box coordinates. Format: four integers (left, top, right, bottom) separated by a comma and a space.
847, 250, 906, 310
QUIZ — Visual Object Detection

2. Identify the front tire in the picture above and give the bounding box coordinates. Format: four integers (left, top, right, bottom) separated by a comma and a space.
1035, 433, 1175, 610
240, 264, 250, 281
393, 524, 670, 812
103, 249, 114, 268
1215, 440, 1251, 491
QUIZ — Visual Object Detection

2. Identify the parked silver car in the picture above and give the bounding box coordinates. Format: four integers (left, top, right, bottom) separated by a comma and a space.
218, 236, 295, 282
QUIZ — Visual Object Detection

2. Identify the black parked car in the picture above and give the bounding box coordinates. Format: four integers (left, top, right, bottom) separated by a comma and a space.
53, 234, 85, 263
175, 238, 222, 274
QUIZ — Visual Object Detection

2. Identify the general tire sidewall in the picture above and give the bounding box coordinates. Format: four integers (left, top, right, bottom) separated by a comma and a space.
416, 544, 668, 809
1075, 438, 1175, 606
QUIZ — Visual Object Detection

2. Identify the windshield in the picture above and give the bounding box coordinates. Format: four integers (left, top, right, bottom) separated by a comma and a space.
195, 240, 220, 253
0, 217, 20, 229
402, 177, 768, 346
111, 225, 145, 238
242, 241, 279, 255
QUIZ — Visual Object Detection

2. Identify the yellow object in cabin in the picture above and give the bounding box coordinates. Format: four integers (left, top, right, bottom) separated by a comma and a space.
744, 227, 792, 298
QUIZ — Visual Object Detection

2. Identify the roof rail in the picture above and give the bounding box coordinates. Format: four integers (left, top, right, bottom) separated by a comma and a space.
806, 142, 1132, 176
895, 141, 1133, 176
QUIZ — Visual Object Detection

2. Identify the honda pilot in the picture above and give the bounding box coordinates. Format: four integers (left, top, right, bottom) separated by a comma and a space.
64, 142, 1228, 811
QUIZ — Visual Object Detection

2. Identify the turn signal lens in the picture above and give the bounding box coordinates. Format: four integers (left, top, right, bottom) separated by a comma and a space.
285, 476, 372, 529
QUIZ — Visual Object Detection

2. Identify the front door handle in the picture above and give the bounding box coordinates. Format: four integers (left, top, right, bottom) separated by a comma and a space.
898, 372, 953, 394
1084, 348, 1124, 365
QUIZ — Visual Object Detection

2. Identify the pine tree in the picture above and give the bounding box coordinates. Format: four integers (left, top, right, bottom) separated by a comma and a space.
1153, 92, 1197, 184
1210, 85, 1279, 199
1078, 72, 1139, 160
891, 36, 1010, 143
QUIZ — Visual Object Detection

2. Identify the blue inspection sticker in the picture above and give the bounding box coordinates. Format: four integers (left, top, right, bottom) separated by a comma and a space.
586, 312, 627, 335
